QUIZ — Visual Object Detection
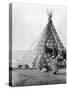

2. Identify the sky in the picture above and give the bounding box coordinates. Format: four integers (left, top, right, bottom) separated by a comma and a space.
12, 3, 66, 51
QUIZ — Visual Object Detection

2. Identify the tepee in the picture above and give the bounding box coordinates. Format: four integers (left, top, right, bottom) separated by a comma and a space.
20, 12, 65, 69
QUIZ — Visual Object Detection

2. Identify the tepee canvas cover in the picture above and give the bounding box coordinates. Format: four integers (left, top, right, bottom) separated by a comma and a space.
20, 13, 65, 69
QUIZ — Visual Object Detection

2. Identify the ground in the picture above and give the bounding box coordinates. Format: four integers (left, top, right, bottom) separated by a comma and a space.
11, 68, 66, 87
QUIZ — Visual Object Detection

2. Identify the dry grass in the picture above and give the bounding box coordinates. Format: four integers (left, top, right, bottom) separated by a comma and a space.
12, 68, 66, 87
